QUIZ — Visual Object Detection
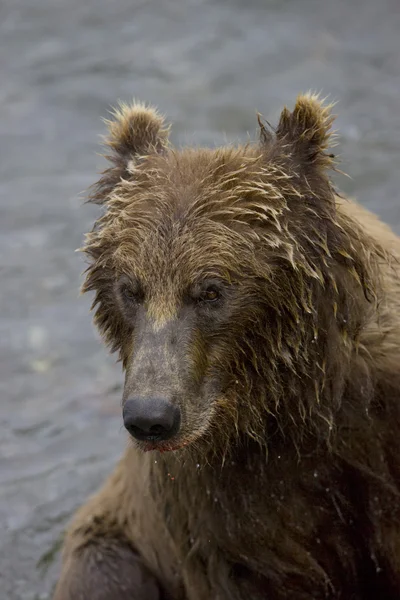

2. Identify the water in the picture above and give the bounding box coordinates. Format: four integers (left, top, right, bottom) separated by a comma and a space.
0, 0, 399, 597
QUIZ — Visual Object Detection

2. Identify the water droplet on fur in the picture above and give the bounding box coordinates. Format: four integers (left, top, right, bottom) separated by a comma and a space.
196, 463, 200, 468
316, 538, 321, 544
326, 487, 330, 492
277, 455, 281, 459
154, 460, 157, 464
370, 552, 382, 573
314, 471, 318, 478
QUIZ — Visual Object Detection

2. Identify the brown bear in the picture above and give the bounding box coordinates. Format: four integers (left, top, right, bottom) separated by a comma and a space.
53, 94, 400, 600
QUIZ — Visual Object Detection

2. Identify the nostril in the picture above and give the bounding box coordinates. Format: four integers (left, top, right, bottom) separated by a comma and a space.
149, 424, 166, 436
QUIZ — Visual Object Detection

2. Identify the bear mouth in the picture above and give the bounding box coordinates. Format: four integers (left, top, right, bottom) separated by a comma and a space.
139, 439, 189, 453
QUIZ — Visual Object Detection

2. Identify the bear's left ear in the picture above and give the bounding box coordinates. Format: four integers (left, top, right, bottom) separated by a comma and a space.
90, 101, 170, 204
261, 94, 337, 176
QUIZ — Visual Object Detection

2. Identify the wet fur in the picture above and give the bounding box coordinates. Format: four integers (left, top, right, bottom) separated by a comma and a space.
54, 95, 400, 599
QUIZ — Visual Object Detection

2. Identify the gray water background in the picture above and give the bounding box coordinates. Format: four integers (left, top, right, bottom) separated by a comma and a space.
0, 0, 399, 597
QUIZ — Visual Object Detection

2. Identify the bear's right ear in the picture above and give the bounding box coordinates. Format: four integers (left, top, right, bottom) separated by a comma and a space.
89, 102, 170, 204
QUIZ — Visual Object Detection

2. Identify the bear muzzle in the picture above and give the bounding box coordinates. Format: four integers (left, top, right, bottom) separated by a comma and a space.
123, 396, 181, 445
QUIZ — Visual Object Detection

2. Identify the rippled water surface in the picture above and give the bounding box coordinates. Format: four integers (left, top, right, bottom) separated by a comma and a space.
1, 0, 399, 597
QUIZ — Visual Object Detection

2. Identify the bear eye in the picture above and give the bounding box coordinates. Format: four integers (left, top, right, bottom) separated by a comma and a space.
121, 285, 139, 303
199, 287, 221, 303
190, 278, 227, 307
116, 276, 143, 307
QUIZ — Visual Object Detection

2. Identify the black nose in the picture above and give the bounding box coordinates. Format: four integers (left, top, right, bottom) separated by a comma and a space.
123, 397, 181, 442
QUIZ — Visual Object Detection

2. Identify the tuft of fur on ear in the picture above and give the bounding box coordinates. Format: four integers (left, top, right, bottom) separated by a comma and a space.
105, 102, 170, 158
89, 101, 170, 204
273, 93, 337, 171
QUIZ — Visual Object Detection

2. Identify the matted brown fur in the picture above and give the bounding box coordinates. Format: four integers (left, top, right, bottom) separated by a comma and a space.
54, 95, 400, 600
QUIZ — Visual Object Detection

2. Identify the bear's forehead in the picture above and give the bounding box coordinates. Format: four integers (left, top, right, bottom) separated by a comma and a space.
96, 146, 293, 284
115, 146, 288, 224
108, 202, 259, 286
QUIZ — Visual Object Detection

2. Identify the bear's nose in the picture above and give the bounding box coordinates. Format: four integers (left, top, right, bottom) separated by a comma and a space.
123, 397, 181, 442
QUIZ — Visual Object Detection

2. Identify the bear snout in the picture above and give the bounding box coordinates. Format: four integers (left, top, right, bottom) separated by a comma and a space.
123, 396, 181, 444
